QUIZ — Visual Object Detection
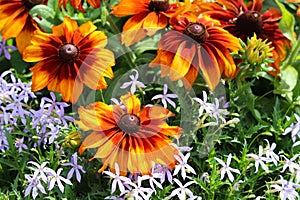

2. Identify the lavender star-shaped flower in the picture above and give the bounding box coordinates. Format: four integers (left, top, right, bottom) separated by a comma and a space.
61, 152, 86, 183
0, 39, 17, 60
46, 168, 73, 193
24, 174, 47, 199
120, 69, 146, 94
151, 84, 178, 108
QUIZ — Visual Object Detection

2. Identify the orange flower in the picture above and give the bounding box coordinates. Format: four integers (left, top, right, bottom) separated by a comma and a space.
0, 0, 46, 53
58, 0, 100, 12
23, 17, 115, 103
193, 0, 291, 75
150, 15, 240, 91
287, 0, 300, 18
77, 93, 182, 175
111, 0, 181, 46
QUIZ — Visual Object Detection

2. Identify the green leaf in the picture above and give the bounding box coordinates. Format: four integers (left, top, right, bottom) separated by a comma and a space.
30, 5, 55, 21
132, 31, 164, 55
100, 7, 108, 26
277, 65, 298, 92
9, 51, 30, 73
275, 0, 296, 44
30, 5, 56, 32
32, 17, 53, 33
47, 0, 59, 12
274, 65, 298, 101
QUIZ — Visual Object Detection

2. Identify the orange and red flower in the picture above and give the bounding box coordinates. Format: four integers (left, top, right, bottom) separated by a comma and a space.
150, 15, 240, 91
77, 93, 182, 175
58, 0, 100, 12
111, 0, 182, 46
193, 0, 291, 75
287, 0, 300, 18
23, 17, 115, 103
0, 0, 46, 53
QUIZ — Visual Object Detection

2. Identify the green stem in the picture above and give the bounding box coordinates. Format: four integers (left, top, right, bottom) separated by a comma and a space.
286, 36, 300, 67
248, 132, 265, 149
104, 6, 136, 69
99, 89, 105, 103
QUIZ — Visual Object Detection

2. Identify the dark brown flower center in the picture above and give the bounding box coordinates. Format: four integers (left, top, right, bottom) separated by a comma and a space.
184, 23, 209, 43
117, 114, 140, 134
148, 0, 170, 12
58, 44, 79, 63
236, 11, 263, 37
23, 0, 44, 9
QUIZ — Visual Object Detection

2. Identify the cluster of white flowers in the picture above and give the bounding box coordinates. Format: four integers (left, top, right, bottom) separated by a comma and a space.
283, 114, 300, 147
193, 91, 230, 124
24, 161, 72, 199
245, 138, 300, 200
103, 147, 200, 200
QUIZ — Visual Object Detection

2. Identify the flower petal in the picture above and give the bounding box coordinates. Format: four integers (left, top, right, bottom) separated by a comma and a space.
196, 44, 221, 91
120, 93, 141, 114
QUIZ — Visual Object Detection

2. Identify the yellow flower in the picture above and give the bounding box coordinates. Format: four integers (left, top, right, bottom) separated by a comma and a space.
245, 34, 274, 65
63, 131, 81, 148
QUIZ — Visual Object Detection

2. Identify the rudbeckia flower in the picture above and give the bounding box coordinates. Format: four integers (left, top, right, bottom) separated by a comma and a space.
23, 17, 115, 103
111, 0, 181, 46
150, 15, 240, 91
77, 93, 182, 175
58, 0, 100, 12
0, 0, 46, 53
193, 0, 291, 75
287, 0, 300, 19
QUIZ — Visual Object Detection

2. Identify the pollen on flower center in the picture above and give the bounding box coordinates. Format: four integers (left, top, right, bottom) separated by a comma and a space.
148, 0, 170, 12
117, 114, 141, 133
236, 11, 263, 36
23, 0, 44, 9
58, 44, 79, 63
184, 23, 209, 43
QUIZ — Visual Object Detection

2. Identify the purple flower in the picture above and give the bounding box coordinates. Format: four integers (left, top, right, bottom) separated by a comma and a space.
18, 82, 36, 103
61, 152, 86, 183
127, 176, 153, 199
53, 105, 74, 126
5, 91, 31, 125
141, 164, 163, 193
153, 164, 173, 184
46, 168, 73, 193
15, 137, 28, 153
193, 91, 213, 117
173, 152, 196, 180
28, 161, 51, 183
209, 97, 230, 123
0, 127, 10, 152
151, 84, 178, 108
214, 153, 241, 182
167, 178, 197, 200
283, 114, 300, 145
247, 145, 270, 173
46, 124, 59, 144
120, 69, 146, 94
281, 154, 300, 174
0, 39, 17, 60
103, 163, 131, 194
40, 92, 69, 114
264, 139, 279, 166
270, 176, 300, 200
24, 174, 47, 199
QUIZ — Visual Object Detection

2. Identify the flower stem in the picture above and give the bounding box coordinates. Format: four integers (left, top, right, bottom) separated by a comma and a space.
104, 5, 136, 69
286, 35, 300, 67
